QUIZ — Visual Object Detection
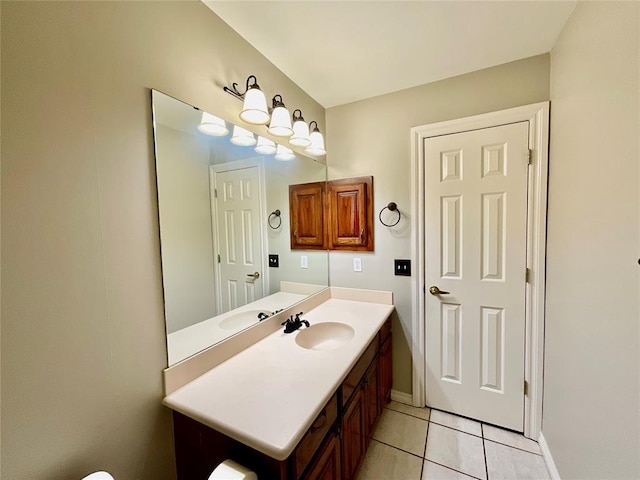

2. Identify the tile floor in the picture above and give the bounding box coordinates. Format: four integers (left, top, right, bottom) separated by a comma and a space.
356, 402, 551, 480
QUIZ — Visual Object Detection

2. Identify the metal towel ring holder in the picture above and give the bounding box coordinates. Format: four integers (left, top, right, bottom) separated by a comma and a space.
379, 202, 401, 227
268, 209, 282, 229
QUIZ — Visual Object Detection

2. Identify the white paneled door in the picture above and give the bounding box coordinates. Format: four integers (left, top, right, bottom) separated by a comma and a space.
212, 164, 265, 313
425, 122, 529, 431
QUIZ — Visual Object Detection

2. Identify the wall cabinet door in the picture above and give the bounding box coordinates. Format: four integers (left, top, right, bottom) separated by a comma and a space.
289, 181, 326, 249
341, 388, 366, 480
378, 334, 393, 411
327, 176, 373, 251
301, 432, 341, 480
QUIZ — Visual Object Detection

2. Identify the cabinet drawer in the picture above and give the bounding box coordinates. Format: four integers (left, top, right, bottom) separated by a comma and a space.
294, 393, 338, 478
341, 337, 378, 407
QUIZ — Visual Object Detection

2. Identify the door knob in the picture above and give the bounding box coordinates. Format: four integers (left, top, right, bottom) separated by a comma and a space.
247, 272, 260, 279
429, 285, 450, 295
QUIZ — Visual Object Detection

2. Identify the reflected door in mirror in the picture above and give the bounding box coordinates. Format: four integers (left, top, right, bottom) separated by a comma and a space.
212, 164, 265, 312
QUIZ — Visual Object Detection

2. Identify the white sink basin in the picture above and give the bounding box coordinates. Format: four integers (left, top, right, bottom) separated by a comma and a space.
219, 310, 271, 331
295, 322, 355, 351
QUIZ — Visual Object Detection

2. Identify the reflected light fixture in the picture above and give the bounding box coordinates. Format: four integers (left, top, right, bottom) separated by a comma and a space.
275, 144, 295, 161
305, 121, 327, 156
230, 125, 257, 146
268, 95, 293, 137
255, 136, 277, 155
197, 111, 229, 136
289, 109, 311, 147
224, 75, 270, 125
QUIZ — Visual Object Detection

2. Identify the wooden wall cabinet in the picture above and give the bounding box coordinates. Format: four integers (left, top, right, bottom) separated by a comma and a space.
327, 176, 373, 251
289, 176, 373, 252
172, 318, 392, 480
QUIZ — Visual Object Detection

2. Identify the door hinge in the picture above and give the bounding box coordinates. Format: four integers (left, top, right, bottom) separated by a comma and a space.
214, 188, 218, 198
525, 268, 531, 283
217, 254, 221, 263
524, 380, 529, 396
527, 149, 533, 165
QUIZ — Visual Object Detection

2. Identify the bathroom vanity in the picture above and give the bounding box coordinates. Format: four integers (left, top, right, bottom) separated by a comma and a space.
163, 288, 394, 480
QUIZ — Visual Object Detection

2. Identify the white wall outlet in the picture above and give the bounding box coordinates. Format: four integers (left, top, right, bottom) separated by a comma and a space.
353, 257, 362, 272
300, 255, 308, 269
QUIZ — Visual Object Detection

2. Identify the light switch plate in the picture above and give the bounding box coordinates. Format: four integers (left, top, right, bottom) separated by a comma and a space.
353, 257, 362, 272
301, 255, 308, 269
268, 254, 279, 268
394, 259, 411, 276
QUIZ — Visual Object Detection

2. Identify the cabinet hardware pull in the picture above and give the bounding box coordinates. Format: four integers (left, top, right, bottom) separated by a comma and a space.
310, 411, 327, 433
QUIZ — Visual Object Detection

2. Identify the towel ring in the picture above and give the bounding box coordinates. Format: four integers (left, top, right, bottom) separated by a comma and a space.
379, 202, 401, 227
268, 209, 282, 229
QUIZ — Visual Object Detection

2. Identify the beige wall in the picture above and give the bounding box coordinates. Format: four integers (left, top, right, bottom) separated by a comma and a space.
544, 2, 640, 478
326, 55, 550, 394
0, 2, 324, 479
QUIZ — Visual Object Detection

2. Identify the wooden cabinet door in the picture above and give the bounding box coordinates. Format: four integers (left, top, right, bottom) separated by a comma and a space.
327, 176, 373, 251
378, 334, 393, 411
301, 432, 341, 480
341, 388, 366, 480
363, 360, 378, 440
289, 182, 326, 249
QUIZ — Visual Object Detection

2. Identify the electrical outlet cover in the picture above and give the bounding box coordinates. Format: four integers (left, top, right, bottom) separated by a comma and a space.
353, 257, 362, 272
301, 255, 308, 269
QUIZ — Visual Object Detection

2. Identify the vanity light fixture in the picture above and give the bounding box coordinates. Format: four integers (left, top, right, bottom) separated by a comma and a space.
223, 75, 270, 125
197, 111, 229, 137
268, 95, 293, 137
255, 136, 277, 155
289, 109, 311, 147
230, 125, 257, 146
305, 121, 327, 156
275, 144, 295, 161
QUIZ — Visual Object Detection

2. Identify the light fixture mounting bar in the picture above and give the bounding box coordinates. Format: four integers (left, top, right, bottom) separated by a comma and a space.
223, 75, 260, 102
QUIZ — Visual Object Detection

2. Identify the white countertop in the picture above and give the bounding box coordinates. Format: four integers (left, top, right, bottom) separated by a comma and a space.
163, 297, 394, 460
167, 291, 309, 365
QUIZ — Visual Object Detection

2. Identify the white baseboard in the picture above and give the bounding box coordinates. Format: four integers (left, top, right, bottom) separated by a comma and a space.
390, 390, 414, 405
538, 432, 561, 480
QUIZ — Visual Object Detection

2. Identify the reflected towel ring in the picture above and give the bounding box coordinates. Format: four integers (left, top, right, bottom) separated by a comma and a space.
379, 202, 401, 227
268, 209, 282, 229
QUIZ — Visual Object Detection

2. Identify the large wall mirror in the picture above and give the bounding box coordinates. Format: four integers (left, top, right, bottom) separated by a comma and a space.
152, 90, 329, 366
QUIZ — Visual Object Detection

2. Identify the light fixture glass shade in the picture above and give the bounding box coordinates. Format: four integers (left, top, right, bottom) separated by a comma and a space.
275, 144, 295, 161
305, 130, 326, 155
255, 136, 276, 155
230, 125, 257, 146
197, 112, 229, 136
240, 87, 270, 125
268, 106, 293, 137
289, 119, 311, 147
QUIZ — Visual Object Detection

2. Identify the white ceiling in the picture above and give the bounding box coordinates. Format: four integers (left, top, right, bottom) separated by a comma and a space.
204, 1, 576, 108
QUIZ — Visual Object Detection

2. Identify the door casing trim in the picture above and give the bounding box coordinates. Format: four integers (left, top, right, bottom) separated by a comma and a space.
410, 102, 549, 439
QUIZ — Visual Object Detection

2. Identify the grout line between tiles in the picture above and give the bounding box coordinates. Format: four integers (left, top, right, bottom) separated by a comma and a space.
384, 405, 431, 422
419, 419, 429, 479
424, 459, 483, 480
428, 419, 483, 438
481, 424, 489, 480
369, 438, 424, 461
483, 438, 544, 457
